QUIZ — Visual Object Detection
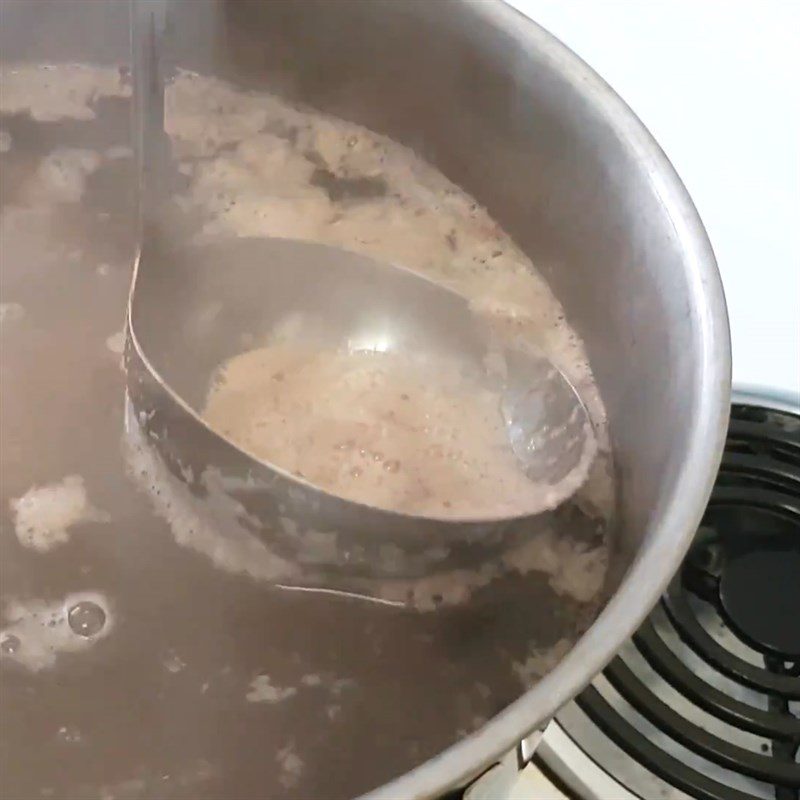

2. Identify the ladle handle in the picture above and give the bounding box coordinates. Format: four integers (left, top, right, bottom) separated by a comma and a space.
131, 0, 171, 242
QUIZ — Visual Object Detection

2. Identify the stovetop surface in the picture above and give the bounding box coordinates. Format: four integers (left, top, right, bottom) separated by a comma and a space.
534, 403, 800, 800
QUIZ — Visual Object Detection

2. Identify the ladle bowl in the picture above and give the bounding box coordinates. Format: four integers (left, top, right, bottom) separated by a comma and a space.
126, 234, 595, 578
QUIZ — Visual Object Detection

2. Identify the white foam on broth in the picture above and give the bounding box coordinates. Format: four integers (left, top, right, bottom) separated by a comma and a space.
10, 474, 109, 552
202, 344, 589, 518
0, 591, 113, 672
0, 63, 130, 122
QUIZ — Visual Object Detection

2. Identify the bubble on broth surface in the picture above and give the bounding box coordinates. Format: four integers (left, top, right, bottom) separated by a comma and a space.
10, 474, 110, 553
0, 634, 21, 655
0, 591, 113, 672
67, 600, 106, 637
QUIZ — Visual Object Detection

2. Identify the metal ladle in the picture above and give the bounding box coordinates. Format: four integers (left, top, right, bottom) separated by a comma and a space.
126, 1, 595, 579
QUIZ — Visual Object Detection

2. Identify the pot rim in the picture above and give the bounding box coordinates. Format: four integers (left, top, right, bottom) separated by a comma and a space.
361, 2, 732, 798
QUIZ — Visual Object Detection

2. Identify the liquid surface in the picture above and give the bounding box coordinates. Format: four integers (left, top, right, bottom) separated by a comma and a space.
204, 344, 566, 518
0, 58, 616, 800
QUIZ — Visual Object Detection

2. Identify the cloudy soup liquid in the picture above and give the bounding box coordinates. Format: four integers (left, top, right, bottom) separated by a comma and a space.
0, 62, 616, 800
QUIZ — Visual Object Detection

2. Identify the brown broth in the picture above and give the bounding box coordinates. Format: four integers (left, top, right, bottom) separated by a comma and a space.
0, 63, 615, 800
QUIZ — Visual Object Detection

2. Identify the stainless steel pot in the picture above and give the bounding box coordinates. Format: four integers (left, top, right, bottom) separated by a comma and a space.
0, 0, 730, 797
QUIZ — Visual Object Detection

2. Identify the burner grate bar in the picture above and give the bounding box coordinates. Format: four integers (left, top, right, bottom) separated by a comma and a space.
710, 488, 800, 526
634, 621, 800, 740
718, 451, 800, 495
603, 655, 800, 787
575, 686, 762, 800
664, 584, 800, 698
726, 417, 800, 459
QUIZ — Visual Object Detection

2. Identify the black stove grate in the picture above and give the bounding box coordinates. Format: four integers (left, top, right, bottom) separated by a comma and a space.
575, 403, 800, 800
